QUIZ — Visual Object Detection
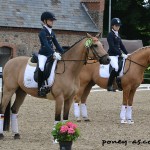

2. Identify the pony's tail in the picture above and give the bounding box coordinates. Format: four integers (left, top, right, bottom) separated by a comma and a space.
0, 71, 11, 131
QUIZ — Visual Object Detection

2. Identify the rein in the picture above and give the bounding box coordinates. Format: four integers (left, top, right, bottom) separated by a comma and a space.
56, 46, 95, 74
60, 47, 90, 64
123, 57, 147, 75
126, 57, 147, 68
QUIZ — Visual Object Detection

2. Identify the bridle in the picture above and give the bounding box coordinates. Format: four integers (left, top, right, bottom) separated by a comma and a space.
59, 38, 108, 64
56, 38, 108, 74
91, 45, 108, 64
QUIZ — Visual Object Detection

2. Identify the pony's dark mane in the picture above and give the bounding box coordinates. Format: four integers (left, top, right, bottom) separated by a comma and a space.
62, 37, 86, 54
70, 37, 86, 49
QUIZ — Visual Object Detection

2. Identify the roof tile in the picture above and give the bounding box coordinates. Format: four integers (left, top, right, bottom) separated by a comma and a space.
0, 0, 99, 32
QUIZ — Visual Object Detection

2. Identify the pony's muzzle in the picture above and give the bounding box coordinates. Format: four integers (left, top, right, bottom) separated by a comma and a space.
99, 54, 110, 64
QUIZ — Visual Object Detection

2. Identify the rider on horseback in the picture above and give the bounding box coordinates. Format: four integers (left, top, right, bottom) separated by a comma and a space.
107, 18, 128, 92
38, 11, 64, 97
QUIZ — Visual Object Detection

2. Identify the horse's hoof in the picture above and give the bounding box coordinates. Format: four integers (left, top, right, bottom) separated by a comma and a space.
0, 134, 4, 140
83, 117, 90, 122
127, 119, 134, 124
14, 133, 21, 139
107, 86, 116, 92
53, 139, 58, 144
120, 119, 127, 124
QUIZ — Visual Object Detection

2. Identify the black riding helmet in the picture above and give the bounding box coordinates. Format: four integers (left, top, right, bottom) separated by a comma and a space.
41, 11, 56, 22
111, 18, 122, 26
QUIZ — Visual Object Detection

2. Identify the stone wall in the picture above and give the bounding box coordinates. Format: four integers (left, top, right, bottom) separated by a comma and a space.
0, 27, 90, 57
0, 28, 39, 57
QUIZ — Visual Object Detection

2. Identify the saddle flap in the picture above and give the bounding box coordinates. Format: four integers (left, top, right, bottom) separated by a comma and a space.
33, 56, 54, 82
109, 56, 124, 76
24, 59, 57, 88
100, 56, 125, 78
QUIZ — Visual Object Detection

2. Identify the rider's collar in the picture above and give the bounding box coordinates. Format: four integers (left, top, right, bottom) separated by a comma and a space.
44, 25, 52, 34
112, 29, 118, 37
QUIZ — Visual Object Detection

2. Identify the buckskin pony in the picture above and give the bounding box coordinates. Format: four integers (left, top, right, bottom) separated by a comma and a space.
74, 46, 150, 124
0, 33, 110, 139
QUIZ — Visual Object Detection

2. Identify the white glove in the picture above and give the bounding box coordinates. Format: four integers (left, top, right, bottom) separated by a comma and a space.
121, 53, 128, 59
53, 52, 61, 60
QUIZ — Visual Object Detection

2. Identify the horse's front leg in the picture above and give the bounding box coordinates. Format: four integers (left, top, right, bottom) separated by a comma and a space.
63, 96, 74, 121
120, 88, 130, 124
74, 91, 83, 122
126, 89, 136, 124
80, 82, 93, 122
52, 95, 64, 144
73, 83, 92, 122
55, 95, 64, 124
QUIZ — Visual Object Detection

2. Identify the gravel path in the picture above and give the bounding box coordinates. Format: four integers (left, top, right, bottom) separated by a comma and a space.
0, 90, 150, 150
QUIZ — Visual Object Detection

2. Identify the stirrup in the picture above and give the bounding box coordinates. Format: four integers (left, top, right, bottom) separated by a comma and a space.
38, 87, 46, 97
107, 86, 116, 92
53, 139, 59, 144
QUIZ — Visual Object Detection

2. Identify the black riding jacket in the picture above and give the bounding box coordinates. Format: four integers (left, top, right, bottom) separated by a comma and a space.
107, 30, 128, 56
38, 26, 64, 57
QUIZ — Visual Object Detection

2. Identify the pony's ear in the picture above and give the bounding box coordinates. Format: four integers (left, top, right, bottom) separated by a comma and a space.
95, 33, 101, 38
86, 33, 92, 38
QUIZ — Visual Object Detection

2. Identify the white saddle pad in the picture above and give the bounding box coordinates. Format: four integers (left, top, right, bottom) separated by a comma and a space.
99, 57, 125, 78
24, 59, 57, 88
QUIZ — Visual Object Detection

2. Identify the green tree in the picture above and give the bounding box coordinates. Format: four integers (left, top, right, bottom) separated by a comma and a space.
103, 0, 150, 46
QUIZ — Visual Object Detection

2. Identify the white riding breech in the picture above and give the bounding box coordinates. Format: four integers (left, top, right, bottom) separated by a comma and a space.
38, 54, 47, 71
110, 56, 119, 72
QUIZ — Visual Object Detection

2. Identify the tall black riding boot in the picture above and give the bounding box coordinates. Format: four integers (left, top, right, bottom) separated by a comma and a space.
38, 69, 46, 97
107, 69, 117, 92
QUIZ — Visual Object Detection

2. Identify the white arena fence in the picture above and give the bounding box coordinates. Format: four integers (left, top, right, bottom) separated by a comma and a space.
91, 84, 150, 92
0, 67, 2, 92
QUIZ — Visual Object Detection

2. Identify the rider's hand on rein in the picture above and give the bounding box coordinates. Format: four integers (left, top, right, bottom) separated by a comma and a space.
121, 53, 128, 59
53, 52, 62, 60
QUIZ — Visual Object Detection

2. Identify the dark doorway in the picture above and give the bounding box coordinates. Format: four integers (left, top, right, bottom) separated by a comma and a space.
0, 46, 11, 91
0, 46, 11, 67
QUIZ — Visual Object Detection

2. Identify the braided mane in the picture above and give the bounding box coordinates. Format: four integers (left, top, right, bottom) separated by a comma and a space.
132, 46, 150, 54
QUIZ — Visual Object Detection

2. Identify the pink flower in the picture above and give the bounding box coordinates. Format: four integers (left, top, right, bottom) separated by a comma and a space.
60, 125, 68, 133
66, 122, 77, 129
68, 127, 75, 134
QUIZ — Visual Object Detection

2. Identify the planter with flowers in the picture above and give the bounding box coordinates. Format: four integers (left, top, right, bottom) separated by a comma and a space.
51, 121, 80, 150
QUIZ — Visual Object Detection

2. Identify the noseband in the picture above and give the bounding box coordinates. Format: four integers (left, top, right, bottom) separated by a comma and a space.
90, 45, 109, 60
85, 38, 108, 64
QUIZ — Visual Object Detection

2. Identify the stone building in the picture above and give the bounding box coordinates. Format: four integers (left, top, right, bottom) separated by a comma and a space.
0, 0, 105, 67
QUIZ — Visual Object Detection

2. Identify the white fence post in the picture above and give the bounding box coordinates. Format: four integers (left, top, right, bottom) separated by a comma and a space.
91, 84, 150, 92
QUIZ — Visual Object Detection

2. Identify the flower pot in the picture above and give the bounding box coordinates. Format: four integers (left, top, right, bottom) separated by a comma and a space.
59, 141, 73, 150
